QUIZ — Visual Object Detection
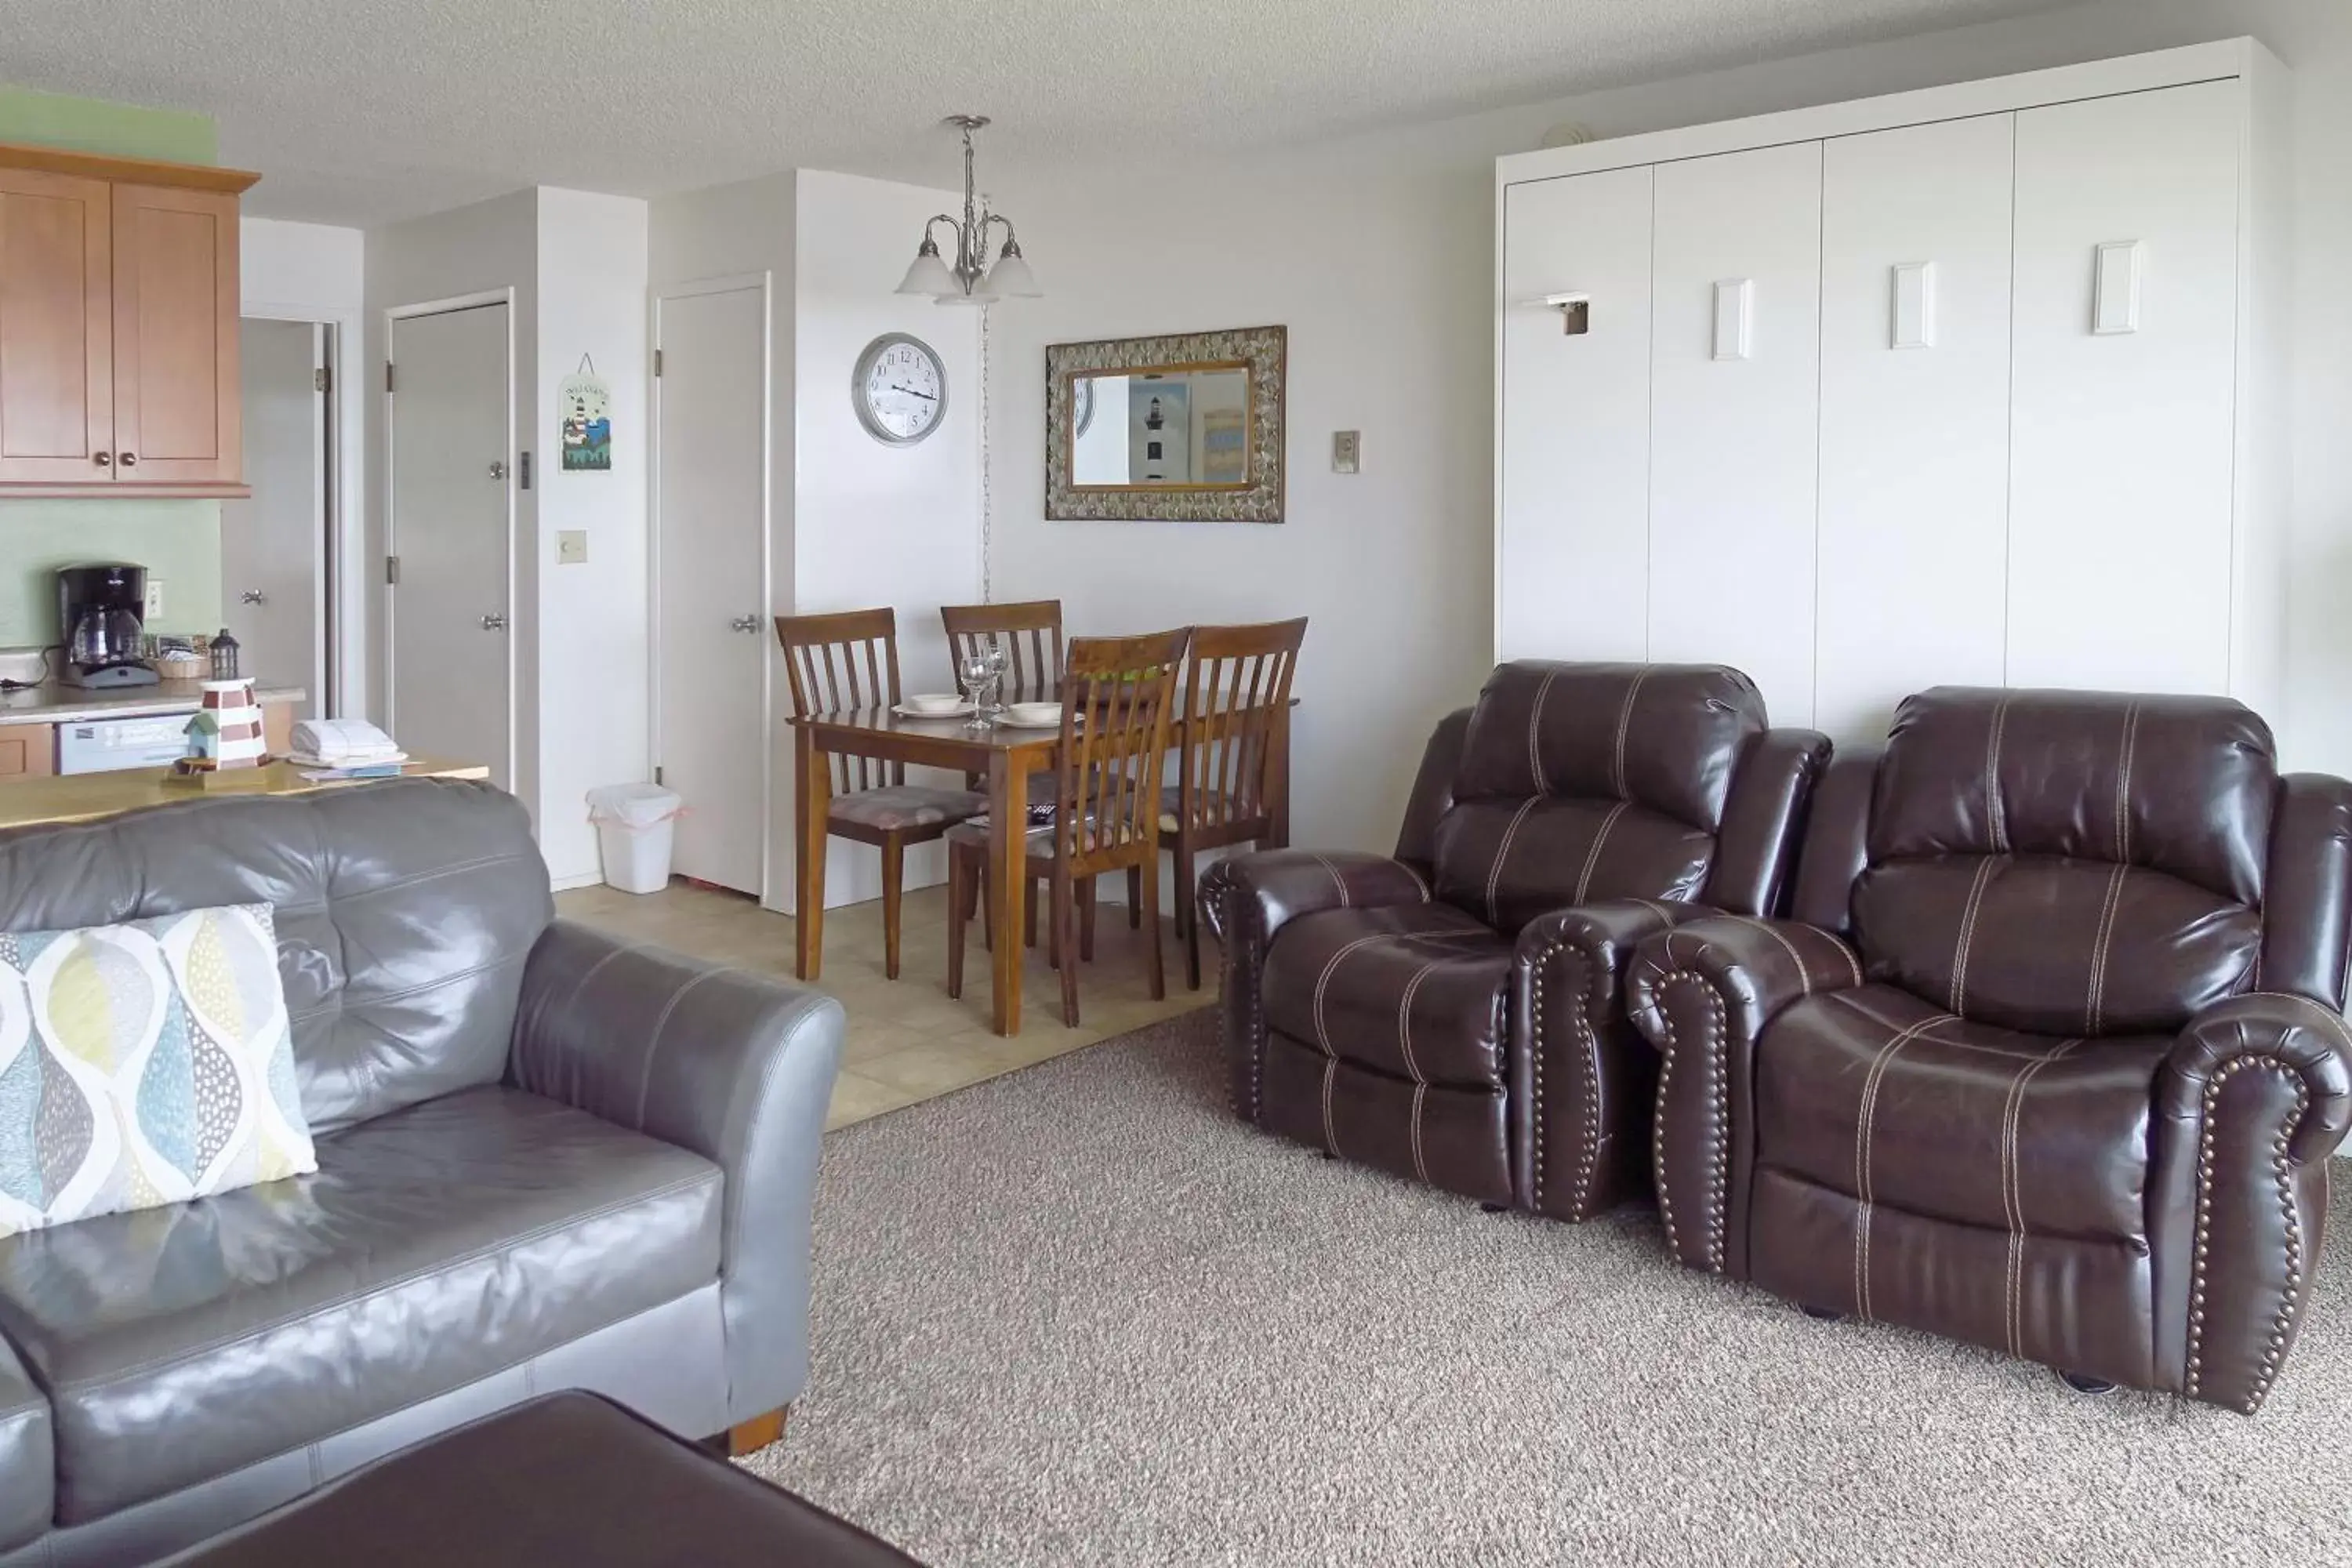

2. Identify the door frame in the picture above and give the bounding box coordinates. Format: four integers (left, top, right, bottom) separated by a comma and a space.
648, 271, 775, 904
239, 303, 356, 717
383, 289, 518, 788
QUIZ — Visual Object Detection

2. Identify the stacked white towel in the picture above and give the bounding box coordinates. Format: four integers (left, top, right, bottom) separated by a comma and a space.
287, 718, 408, 768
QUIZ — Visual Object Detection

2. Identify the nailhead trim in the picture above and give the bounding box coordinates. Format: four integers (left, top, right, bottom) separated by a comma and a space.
1526, 935, 1605, 1221
1650, 969, 1728, 1273
2184, 1056, 2309, 1415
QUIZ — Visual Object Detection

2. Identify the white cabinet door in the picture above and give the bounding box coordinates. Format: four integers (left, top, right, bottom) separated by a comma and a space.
1647, 141, 1823, 726
2008, 81, 2241, 695
1498, 166, 1653, 663
1815, 114, 2015, 743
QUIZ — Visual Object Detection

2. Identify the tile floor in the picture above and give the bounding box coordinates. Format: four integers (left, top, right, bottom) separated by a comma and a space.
557, 878, 1214, 1131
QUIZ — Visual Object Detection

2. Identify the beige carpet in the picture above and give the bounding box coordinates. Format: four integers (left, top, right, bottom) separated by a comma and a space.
744, 1010, 2352, 1566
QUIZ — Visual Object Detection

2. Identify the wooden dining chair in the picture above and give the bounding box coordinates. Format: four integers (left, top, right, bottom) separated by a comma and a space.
940, 600, 1064, 703
775, 608, 985, 982
945, 628, 1191, 1027
1156, 617, 1308, 989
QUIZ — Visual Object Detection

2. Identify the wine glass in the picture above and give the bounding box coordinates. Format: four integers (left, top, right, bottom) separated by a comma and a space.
982, 637, 1010, 715
958, 651, 995, 731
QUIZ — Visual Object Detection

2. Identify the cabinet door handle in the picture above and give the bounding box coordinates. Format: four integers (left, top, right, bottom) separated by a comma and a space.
240, 590, 267, 606
118, 452, 137, 468
481, 614, 507, 632
93, 452, 111, 468
730, 615, 760, 633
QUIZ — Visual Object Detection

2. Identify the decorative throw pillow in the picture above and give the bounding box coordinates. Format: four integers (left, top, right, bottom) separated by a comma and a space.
0, 903, 315, 1238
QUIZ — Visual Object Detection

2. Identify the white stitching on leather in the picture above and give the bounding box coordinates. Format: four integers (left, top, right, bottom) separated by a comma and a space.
1573, 802, 1632, 906
1311, 853, 1355, 909
1409, 1082, 1429, 1184
1395, 958, 1441, 1084
1985, 693, 2013, 855
1999, 1036, 2081, 1357
1526, 666, 1562, 793
1948, 858, 1998, 1014
1311, 935, 1389, 1054
1485, 797, 1543, 927
2115, 702, 2141, 864
1321, 1057, 1341, 1156
1853, 1012, 1956, 1320
1612, 669, 1651, 800
1729, 915, 1813, 995
2085, 863, 2129, 1035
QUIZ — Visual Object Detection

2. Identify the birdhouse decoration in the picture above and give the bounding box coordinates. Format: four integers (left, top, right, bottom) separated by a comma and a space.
185, 678, 266, 769
560, 355, 612, 473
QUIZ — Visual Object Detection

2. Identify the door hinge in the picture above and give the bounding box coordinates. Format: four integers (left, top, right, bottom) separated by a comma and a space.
314, 365, 332, 394
384, 362, 395, 394
653, 349, 663, 378
385, 555, 401, 586
654, 765, 664, 786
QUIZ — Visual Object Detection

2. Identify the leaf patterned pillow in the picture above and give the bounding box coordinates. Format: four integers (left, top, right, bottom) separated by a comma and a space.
0, 903, 315, 1237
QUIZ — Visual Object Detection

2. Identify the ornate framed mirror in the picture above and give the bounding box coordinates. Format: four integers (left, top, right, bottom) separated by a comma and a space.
1044, 325, 1286, 522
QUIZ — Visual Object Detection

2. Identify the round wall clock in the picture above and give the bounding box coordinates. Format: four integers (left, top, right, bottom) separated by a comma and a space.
852, 332, 948, 445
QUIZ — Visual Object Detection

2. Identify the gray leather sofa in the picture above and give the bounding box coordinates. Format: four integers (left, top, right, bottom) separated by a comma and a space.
0, 779, 844, 1565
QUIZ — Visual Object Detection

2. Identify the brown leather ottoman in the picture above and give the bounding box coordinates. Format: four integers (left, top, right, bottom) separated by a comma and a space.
158, 1392, 924, 1566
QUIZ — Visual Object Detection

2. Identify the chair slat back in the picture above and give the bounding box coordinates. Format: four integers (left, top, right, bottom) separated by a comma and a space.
1178, 618, 1307, 833
1054, 629, 1191, 867
775, 608, 902, 793
942, 600, 1064, 705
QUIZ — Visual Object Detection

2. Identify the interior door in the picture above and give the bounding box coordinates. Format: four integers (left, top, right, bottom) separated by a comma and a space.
1814, 113, 2015, 742
0, 167, 112, 483
655, 282, 768, 895
1499, 165, 1653, 663
389, 303, 511, 784
2007, 81, 2241, 695
111, 183, 240, 485
221, 318, 325, 715
1646, 140, 1824, 727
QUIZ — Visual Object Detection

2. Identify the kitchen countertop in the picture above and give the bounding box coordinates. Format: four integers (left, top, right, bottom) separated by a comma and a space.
0, 681, 307, 728
0, 757, 490, 830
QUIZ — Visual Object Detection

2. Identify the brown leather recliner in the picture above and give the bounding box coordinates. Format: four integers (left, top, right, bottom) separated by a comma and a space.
1199, 662, 1828, 1219
1628, 688, 2352, 1413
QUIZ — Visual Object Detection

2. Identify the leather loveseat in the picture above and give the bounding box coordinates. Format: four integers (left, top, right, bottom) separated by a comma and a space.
0, 779, 844, 1563
1627, 688, 2352, 1412
1200, 661, 1827, 1219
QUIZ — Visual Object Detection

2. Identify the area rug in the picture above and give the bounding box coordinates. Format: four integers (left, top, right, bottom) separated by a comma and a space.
744, 1010, 2352, 1566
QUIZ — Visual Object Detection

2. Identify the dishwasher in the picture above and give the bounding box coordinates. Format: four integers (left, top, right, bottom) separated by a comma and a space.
56, 713, 195, 775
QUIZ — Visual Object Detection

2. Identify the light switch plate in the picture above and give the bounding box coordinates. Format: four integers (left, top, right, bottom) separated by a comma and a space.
144, 579, 165, 619
557, 530, 588, 565
1712, 278, 1755, 361
1332, 431, 1361, 474
2093, 241, 2143, 335
1892, 261, 1936, 350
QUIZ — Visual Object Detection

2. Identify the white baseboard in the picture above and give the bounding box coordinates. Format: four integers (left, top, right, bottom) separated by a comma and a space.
550, 870, 606, 893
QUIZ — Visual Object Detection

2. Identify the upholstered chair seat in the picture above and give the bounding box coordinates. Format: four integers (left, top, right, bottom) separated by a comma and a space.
1629, 688, 2352, 1413
1203, 661, 1828, 1219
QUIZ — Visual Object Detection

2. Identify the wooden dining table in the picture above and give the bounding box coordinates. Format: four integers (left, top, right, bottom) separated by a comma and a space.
788, 701, 1292, 1034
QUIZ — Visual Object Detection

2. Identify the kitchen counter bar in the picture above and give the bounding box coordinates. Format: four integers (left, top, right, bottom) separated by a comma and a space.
0, 681, 307, 727
0, 758, 491, 831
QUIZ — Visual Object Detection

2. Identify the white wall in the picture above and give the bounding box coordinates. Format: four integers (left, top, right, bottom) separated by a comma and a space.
241, 216, 365, 715
534, 188, 651, 885
983, 0, 2352, 862
790, 170, 982, 910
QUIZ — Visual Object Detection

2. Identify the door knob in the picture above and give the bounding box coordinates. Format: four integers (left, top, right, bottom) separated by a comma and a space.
93, 452, 111, 468
118, 453, 136, 468
488, 459, 507, 481
730, 615, 760, 633
240, 590, 267, 605
480, 613, 507, 631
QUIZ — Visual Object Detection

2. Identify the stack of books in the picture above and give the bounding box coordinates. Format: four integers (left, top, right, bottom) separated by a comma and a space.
286, 719, 410, 779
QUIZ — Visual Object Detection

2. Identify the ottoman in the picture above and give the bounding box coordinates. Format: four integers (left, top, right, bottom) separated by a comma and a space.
158, 1392, 924, 1566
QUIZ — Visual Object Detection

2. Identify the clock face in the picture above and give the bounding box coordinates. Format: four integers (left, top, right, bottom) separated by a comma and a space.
855, 334, 947, 445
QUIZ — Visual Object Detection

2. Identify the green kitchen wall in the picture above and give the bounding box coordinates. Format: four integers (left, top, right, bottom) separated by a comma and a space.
0, 87, 224, 648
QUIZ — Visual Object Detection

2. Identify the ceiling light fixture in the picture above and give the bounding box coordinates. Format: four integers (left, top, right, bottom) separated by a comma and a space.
897, 114, 1040, 307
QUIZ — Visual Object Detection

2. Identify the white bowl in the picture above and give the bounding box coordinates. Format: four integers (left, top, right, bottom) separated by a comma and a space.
1004, 702, 1064, 726
903, 693, 964, 716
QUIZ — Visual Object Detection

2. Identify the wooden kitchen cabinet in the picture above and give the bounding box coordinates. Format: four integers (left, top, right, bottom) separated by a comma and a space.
0, 142, 256, 497
0, 726, 56, 781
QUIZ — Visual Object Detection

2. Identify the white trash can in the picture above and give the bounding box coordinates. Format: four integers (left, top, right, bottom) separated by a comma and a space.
586, 783, 683, 895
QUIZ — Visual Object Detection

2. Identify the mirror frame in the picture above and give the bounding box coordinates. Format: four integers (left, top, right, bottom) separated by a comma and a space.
1045, 325, 1287, 523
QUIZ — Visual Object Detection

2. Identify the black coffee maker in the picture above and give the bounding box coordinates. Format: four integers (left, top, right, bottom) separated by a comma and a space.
57, 564, 159, 689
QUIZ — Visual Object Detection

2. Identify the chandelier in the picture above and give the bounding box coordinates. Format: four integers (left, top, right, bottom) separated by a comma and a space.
895, 114, 1040, 307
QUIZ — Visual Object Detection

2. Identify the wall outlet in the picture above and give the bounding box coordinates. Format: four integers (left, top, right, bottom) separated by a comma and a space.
557, 530, 588, 565
143, 579, 165, 619
1332, 431, 1361, 474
